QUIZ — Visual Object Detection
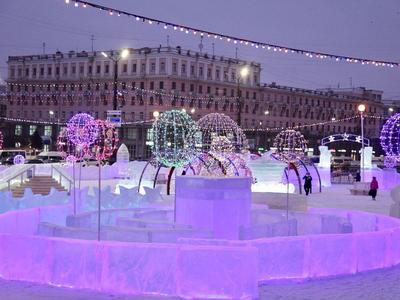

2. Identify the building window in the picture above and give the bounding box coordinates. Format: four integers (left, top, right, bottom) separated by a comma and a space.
48, 67, 52, 76
96, 65, 101, 74
44, 126, 52, 136
181, 64, 186, 75
105, 64, 109, 74
122, 64, 128, 73
15, 125, 22, 136
150, 62, 156, 73
172, 82, 176, 90
132, 63, 137, 73
181, 83, 185, 92
172, 62, 178, 74
160, 62, 165, 73
159, 81, 164, 90
150, 81, 154, 90
29, 125, 37, 135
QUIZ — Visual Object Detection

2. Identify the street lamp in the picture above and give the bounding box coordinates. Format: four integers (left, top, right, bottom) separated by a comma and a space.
190, 108, 196, 114
101, 48, 129, 110
358, 103, 366, 182
389, 107, 394, 113
237, 65, 250, 127
264, 110, 270, 115
153, 111, 160, 119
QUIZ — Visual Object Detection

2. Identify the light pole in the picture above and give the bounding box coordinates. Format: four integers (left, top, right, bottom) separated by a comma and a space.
101, 49, 129, 110
237, 66, 249, 127
358, 104, 366, 182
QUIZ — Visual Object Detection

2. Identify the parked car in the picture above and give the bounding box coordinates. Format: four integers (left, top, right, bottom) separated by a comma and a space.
26, 159, 44, 164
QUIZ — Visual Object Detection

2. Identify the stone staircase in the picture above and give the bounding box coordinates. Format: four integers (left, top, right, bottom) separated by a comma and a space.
11, 175, 67, 198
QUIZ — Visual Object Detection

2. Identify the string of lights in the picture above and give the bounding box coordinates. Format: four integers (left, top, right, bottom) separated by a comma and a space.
4, 90, 240, 103
0, 116, 155, 126
63, 0, 399, 69
6, 82, 241, 102
0, 114, 386, 129
242, 115, 361, 132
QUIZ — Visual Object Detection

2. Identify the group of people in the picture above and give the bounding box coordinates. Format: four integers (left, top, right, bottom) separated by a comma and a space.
303, 172, 379, 200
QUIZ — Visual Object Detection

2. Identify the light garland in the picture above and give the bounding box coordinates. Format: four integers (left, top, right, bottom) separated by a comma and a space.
151, 109, 199, 167
197, 113, 248, 152
243, 115, 360, 132
63, 0, 399, 69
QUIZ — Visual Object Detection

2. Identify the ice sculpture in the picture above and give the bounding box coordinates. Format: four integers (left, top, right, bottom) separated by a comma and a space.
318, 146, 331, 169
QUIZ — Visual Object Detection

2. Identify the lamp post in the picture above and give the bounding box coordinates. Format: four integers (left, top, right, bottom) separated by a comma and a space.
237, 66, 250, 127
358, 104, 366, 181
101, 49, 129, 110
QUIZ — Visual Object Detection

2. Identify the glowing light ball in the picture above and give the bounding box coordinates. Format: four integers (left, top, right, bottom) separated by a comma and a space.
92, 120, 119, 160
380, 113, 400, 159
57, 128, 76, 158
273, 129, 307, 155
66, 113, 98, 146
384, 156, 397, 169
197, 113, 248, 152
151, 110, 199, 167
65, 155, 77, 166
210, 136, 234, 154
13, 155, 25, 165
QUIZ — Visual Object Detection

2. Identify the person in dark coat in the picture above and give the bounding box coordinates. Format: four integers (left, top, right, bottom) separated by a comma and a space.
303, 172, 313, 196
369, 176, 379, 200
355, 172, 361, 182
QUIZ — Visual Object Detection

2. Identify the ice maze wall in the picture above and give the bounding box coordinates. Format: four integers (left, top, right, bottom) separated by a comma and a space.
1, 205, 400, 298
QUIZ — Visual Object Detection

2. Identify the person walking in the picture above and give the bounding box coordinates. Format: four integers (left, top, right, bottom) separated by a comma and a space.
355, 172, 361, 182
303, 172, 313, 196
369, 177, 379, 201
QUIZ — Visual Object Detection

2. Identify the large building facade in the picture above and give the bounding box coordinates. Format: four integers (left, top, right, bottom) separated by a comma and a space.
4, 46, 385, 158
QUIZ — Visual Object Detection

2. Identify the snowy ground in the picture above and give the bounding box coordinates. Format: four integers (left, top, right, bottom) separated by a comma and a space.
307, 184, 394, 216
0, 184, 397, 300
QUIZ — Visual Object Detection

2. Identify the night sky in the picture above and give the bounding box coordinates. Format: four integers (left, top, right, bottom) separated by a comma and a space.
1, 0, 399, 99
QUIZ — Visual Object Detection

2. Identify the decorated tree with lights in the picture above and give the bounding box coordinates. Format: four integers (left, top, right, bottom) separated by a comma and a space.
0, 131, 3, 150
151, 110, 199, 167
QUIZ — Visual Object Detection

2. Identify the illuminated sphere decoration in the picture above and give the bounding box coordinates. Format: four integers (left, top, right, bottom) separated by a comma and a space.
66, 113, 98, 146
273, 129, 307, 156
57, 128, 77, 158
197, 113, 248, 152
65, 155, 77, 167
210, 136, 234, 154
13, 155, 25, 165
151, 110, 199, 168
384, 156, 397, 169
380, 113, 400, 159
91, 120, 119, 161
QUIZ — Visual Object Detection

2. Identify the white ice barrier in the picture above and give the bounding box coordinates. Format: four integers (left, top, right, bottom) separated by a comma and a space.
176, 176, 252, 239
0, 206, 258, 299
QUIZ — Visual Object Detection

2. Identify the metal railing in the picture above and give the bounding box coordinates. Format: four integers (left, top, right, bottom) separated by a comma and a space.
6, 165, 36, 191
51, 165, 73, 193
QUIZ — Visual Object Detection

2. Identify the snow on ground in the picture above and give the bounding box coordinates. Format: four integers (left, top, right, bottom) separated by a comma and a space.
306, 184, 394, 216
0, 183, 398, 300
